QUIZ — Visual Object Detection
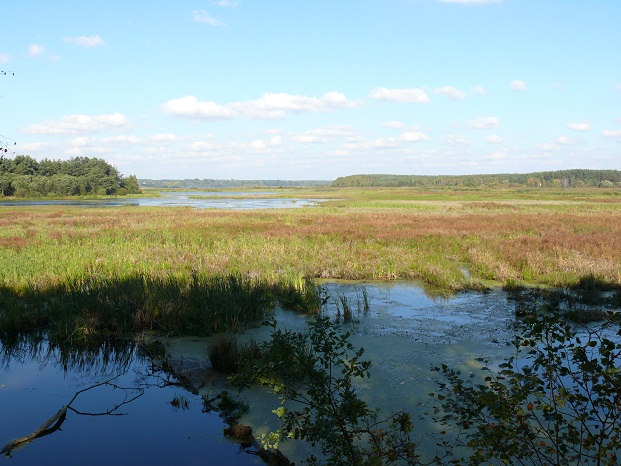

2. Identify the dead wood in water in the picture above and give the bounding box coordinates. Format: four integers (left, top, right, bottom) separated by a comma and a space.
1, 374, 144, 457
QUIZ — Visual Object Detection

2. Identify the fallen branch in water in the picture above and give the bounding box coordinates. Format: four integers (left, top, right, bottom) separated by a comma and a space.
1, 374, 144, 457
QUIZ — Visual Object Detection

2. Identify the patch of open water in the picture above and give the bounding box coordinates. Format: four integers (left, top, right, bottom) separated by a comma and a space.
0, 191, 324, 210
6, 281, 610, 464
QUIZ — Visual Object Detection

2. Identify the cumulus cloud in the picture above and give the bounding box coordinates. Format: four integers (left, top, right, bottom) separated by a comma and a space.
567, 122, 590, 131
193, 10, 226, 26
434, 86, 466, 100
0, 53, 11, 64
63, 35, 105, 48
21, 113, 133, 134
163, 92, 357, 120
470, 85, 486, 94
28, 44, 45, 57
401, 130, 430, 142
369, 87, 430, 103
510, 80, 527, 91
486, 135, 504, 143
469, 116, 499, 129
163, 96, 235, 119
293, 125, 357, 143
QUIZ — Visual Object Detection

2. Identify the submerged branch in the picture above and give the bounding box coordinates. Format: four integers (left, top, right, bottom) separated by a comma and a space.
1, 373, 144, 457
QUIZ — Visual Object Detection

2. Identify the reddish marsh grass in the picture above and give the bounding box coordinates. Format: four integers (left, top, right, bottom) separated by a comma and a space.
1, 194, 620, 291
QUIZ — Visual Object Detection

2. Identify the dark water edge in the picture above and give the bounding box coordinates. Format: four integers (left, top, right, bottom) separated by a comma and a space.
0, 191, 323, 210
0, 340, 262, 466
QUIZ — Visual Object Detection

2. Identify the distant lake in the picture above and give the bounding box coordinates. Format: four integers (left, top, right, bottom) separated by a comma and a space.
0, 191, 324, 210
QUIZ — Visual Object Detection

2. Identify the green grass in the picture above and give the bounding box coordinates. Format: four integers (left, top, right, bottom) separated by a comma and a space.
0, 271, 321, 343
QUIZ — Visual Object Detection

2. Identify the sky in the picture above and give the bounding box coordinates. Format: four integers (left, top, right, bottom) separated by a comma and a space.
1, 0, 620, 180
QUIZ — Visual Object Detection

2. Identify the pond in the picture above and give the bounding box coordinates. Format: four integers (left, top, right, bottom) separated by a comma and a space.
1, 282, 518, 465
0, 191, 324, 210
2, 281, 618, 464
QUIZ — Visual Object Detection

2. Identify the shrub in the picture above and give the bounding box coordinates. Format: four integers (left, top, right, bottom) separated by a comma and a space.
432, 313, 621, 465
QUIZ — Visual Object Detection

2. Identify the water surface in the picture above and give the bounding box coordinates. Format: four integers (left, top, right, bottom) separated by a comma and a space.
0, 191, 323, 210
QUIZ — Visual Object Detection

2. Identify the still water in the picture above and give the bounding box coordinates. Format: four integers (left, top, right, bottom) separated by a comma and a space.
0, 192, 323, 210
1, 282, 518, 465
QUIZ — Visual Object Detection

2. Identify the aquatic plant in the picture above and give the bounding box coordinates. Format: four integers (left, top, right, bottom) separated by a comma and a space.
207, 335, 261, 374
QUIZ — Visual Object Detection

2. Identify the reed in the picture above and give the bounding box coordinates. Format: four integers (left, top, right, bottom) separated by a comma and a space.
0, 271, 321, 342
1, 187, 620, 307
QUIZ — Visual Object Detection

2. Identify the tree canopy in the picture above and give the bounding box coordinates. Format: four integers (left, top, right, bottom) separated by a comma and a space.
333, 169, 621, 188
0, 155, 141, 197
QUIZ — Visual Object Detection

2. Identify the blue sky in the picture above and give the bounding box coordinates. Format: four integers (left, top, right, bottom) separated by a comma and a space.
1, 0, 620, 180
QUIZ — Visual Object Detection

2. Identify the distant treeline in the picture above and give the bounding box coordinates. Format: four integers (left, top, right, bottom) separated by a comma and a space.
0, 155, 141, 197
140, 178, 331, 189
333, 170, 621, 188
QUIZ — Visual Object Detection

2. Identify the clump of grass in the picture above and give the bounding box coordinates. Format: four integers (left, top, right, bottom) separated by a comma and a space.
0, 272, 321, 343
208, 336, 261, 373
273, 273, 324, 314
170, 394, 190, 410
335, 294, 353, 323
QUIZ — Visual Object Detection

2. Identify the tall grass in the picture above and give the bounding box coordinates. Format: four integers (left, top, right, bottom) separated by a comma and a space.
0, 271, 321, 342
1, 188, 620, 300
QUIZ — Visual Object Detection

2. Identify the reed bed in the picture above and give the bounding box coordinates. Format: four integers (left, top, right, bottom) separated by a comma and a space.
1, 188, 620, 305
0, 271, 321, 342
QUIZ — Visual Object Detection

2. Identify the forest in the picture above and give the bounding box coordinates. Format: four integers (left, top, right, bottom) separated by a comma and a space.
0, 155, 141, 197
333, 169, 621, 188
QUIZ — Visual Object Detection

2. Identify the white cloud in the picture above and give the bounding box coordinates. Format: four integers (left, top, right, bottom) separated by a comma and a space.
468, 116, 499, 129
434, 86, 466, 100
215, 0, 240, 6
148, 133, 178, 142
0, 53, 11, 64
536, 142, 561, 151
17, 142, 57, 152
510, 80, 527, 91
63, 35, 105, 48
555, 136, 577, 145
163, 92, 357, 120
28, 44, 45, 57
163, 96, 235, 119
616, 84, 621, 92
293, 125, 357, 143
344, 138, 401, 150
382, 121, 405, 129
489, 151, 507, 159
401, 130, 430, 142
193, 10, 226, 26
567, 122, 590, 131
369, 87, 430, 103
470, 85, 486, 95
21, 113, 133, 134
445, 134, 471, 145
485, 135, 504, 143
602, 129, 621, 142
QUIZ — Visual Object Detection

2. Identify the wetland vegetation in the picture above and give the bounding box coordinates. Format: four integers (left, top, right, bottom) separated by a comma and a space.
1, 185, 620, 464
